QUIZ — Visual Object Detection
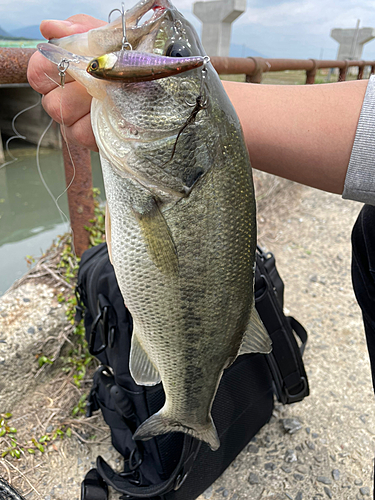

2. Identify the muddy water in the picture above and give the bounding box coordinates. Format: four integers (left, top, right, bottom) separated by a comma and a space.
0, 141, 105, 295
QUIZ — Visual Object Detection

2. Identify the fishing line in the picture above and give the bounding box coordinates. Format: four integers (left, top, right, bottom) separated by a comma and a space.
35, 116, 70, 228
34, 70, 78, 260
0, 98, 41, 170
58, 90, 78, 260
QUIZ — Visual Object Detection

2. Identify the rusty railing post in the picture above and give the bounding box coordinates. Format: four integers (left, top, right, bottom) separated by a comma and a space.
338, 60, 349, 82
357, 62, 365, 80
62, 140, 95, 257
246, 57, 264, 83
306, 59, 317, 84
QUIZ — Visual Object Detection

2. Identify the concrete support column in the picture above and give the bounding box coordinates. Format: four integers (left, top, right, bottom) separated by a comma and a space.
331, 26, 375, 61
193, 0, 246, 57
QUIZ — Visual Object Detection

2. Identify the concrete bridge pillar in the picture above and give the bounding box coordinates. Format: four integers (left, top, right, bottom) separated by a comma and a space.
331, 26, 375, 60
193, 0, 246, 57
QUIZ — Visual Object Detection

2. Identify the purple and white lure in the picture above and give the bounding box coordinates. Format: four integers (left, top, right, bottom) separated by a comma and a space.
86, 50, 205, 82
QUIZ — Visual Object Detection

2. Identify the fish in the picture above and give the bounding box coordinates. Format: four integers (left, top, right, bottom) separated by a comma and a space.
38, 0, 271, 451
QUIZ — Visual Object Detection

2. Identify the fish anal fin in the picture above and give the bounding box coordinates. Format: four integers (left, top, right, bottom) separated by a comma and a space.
105, 203, 113, 265
130, 333, 161, 386
133, 409, 220, 451
239, 306, 272, 355
133, 198, 178, 277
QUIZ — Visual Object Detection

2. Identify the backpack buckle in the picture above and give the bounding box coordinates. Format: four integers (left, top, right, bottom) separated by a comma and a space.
81, 469, 108, 500
284, 376, 308, 404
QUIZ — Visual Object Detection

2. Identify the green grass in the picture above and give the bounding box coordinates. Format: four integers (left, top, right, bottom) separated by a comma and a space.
0, 39, 41, 48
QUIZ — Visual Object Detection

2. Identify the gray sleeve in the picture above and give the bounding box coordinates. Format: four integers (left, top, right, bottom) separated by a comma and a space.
342, 75, 375, 205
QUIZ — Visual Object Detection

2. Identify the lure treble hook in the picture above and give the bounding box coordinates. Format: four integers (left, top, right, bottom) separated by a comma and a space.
108, 2, 133, 51
185, 55, 210, 108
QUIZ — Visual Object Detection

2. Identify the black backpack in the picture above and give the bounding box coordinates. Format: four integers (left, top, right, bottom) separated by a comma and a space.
75, 243, 309, 500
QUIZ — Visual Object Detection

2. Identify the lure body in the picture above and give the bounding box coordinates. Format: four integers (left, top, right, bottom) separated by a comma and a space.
87, 50, 204, 82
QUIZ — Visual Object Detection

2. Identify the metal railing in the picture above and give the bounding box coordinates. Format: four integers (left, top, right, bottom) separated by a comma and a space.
209, 56, 375, 83
1, 47, 374, 255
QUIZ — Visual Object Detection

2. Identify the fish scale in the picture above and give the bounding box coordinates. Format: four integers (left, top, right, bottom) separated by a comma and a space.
38, 0, 272, 451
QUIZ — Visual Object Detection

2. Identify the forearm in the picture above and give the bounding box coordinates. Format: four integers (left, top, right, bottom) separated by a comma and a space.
223, 79, 368, 195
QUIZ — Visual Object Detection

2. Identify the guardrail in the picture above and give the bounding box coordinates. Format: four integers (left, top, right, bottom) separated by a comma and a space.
209, 56, 375, 83
1, 47, 375, 255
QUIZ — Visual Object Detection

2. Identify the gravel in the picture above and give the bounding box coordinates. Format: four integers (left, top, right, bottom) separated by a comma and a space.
3, 183, 374, 499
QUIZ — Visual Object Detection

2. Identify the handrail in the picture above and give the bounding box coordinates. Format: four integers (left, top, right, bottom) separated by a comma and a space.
1, 48, 374, 85
1, 47, 374, 255
209, 56, 375, 83
0, 48, 35, 84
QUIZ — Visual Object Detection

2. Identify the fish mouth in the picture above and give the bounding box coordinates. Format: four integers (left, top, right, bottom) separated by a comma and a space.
127, 0, 174, 30
49, 0, 178, 57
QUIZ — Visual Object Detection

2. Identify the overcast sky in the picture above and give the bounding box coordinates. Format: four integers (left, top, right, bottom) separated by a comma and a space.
2, 0, 375, 60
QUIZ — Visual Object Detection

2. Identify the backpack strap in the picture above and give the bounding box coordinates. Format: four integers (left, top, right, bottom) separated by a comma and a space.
81, 469, 108, 500
255, 247, 309, 405
96, 435, 200, 498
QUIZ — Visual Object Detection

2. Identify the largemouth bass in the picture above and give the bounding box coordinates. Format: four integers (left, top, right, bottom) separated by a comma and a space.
38, 0, 271, 451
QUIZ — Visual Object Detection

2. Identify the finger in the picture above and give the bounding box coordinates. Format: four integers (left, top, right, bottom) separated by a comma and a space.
27, 51, 75, 95
40, 16, 106, 40
41, 81, 92, 126
60, 113, 98, 152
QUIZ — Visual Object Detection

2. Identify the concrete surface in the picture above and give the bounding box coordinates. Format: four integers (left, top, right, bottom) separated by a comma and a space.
1, 183, 374, 499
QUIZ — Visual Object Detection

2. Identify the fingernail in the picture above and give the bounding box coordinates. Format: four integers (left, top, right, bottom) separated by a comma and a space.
43, 19, 73, 26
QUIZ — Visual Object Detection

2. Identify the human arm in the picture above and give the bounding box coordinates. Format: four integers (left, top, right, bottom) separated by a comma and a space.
223, 79, 367, 195
27, 16, 368, 196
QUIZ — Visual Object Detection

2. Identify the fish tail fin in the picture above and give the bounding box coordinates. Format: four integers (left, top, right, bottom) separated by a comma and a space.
133, 409, 220, 451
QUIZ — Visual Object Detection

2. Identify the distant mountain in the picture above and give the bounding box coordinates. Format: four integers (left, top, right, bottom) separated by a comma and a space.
0, 26, 12, 38
9, 25, 43, 40
230, 43, 266, 58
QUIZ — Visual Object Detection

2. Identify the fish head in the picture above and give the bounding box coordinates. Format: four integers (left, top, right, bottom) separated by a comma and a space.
50, 0, 206, 59
38, 0, 229, 198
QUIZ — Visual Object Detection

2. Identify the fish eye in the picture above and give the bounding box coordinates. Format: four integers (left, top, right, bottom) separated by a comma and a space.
166, 42, 191, 58
90, 60, 99, 70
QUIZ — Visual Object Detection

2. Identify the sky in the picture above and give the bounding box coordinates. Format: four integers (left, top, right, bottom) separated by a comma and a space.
2, 0, 375, 60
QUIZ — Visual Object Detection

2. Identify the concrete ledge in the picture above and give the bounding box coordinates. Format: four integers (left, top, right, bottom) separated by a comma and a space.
0, 282, 66, 411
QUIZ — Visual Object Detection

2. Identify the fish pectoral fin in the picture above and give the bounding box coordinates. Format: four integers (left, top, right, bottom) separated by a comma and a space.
132, 198, 179, 277
238, 306, 272, 355
105, 203, 113, 265
129, 333, 161, 386
133, 409, 220, 451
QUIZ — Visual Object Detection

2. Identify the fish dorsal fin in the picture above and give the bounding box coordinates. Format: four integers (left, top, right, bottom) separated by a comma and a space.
129, 333, 161, 386
132, 198, 179, 277
105, 203, 113, 265
239, 306, 272, 355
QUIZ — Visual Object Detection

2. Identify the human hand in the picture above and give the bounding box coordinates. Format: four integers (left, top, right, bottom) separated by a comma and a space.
27, 15, 106, 151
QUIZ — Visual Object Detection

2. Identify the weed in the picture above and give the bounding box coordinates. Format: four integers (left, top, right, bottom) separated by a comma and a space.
0, 191, 106, 460
0, 413, 72, 458
37, 190, 105, 389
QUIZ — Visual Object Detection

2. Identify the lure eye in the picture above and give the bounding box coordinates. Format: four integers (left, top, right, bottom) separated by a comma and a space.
166, 42, 191, 58
90, 60, 99, 71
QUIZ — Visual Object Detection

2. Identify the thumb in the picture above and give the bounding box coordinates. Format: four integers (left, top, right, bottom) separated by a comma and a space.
40, 15, 106, 40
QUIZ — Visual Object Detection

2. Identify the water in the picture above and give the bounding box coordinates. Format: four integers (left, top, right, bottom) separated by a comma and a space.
0, 141, 105, 295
